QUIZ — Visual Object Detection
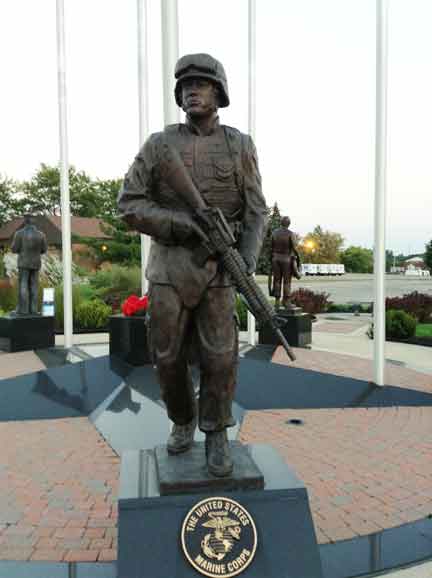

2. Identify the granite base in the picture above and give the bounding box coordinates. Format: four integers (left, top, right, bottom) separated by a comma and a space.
0, 314, 55, 352
118, 443, 322, 578
259, 309, 312, 348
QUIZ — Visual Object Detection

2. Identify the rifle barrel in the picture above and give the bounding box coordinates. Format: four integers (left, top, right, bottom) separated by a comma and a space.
275, 328, 297, 362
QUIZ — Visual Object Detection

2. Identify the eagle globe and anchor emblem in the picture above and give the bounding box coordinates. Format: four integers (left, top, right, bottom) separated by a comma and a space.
181, 496, 258, 577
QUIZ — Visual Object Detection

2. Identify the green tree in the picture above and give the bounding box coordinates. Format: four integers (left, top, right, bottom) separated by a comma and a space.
20, 164, 62, 215
81, 177, 142, 266
340, 246, 373, 273
91, 178, 122, 222
0, 175, 21, 227
300, 225, 344, 263
20, 164, 102, 217
256, 202, 280, 274
425, 239, 432, 272
19, 165, 142, 266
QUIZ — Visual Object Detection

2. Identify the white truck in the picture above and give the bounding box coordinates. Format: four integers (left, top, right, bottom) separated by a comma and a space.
317, 264, 330, 275
300, 263, 345, 276
301, 263, 318, 276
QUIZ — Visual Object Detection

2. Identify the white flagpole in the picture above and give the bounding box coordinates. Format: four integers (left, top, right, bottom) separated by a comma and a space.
56, 0, 73, 348
247, 0, 257, 346
137, 0, 151, 295
373, 0, 389, 386
161, 0, 180, 125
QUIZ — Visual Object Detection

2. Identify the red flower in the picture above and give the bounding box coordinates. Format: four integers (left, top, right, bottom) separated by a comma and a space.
121, 294, 149, 316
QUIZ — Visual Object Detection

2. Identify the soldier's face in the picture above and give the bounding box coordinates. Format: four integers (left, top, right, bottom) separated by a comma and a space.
181, 78, 218, 117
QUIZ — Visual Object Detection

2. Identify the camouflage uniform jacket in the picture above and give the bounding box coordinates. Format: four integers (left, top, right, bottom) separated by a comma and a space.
118, 117, 267, 308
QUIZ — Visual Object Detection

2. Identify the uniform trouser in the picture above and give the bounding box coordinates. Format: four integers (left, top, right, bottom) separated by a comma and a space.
272, 259, 293, 303
149, 284, 238, 432
18, 268, 39, 315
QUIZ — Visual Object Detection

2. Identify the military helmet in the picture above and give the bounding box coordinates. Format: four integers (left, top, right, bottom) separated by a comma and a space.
174, 53, 230, 108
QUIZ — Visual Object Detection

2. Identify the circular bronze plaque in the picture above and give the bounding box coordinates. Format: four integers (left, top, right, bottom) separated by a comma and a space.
181, 496, 258, 577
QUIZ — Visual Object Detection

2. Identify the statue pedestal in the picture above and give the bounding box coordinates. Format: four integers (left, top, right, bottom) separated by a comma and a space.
155, 442, 264, 496
109, 314, 151, 366
0, 314, 55, 352
259, 307, 312, 348
118, 443, 322, 578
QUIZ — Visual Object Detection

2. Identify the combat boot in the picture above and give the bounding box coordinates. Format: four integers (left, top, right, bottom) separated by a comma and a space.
205, 430, 233, 477
167, 419, 196, 454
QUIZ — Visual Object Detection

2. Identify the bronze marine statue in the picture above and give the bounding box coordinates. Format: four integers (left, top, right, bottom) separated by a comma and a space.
269, 216, 301, 309
118, 53, 294, 478
11, 215, 47, 316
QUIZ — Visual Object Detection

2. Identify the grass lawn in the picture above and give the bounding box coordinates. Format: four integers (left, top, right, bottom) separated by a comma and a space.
416, 324, 432, 338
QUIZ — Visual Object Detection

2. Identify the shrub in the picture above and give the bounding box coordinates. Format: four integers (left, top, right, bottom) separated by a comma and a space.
290, 288, 332, 314
79, 284, 97, 301
41, 254, 81, 286
386, 291, 432, 323
89, 265, 141, 311
52, 286, 111, 331
327, 302, 372, 314
54, 284, 84, 331
367, 309, 417, 340
0, 254, 5, 278
0, 279, 17, 312
327, 303, 350, 313
3, 252, 17, 278
75, 299, 112, 330
386, 310, 416, 340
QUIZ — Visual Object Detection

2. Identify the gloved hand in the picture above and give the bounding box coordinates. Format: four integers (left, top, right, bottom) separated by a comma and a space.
171, 211, 207, 244
242, 254, 256, 276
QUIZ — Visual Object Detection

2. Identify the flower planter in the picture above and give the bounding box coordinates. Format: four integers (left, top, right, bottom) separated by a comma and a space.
109, 314, 151, 366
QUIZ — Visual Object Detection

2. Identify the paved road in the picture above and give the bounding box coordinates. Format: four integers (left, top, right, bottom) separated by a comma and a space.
257, 273, 432, 304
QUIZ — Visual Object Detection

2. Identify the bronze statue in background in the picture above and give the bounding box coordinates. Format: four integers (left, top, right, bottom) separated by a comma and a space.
11, 215, 47, 316
118, 53, 267, 477
269, 216, 301, 309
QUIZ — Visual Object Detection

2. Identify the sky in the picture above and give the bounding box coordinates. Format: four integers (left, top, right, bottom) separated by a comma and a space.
1, 0, 431, 255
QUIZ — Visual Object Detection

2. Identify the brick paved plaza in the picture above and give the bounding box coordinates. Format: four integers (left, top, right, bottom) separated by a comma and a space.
0, 316, 431, 565
0, 418, 119, 562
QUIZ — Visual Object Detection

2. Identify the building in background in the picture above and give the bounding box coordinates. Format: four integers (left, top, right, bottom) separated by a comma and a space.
0, 215, 110, 271
390, 255, 430, 276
